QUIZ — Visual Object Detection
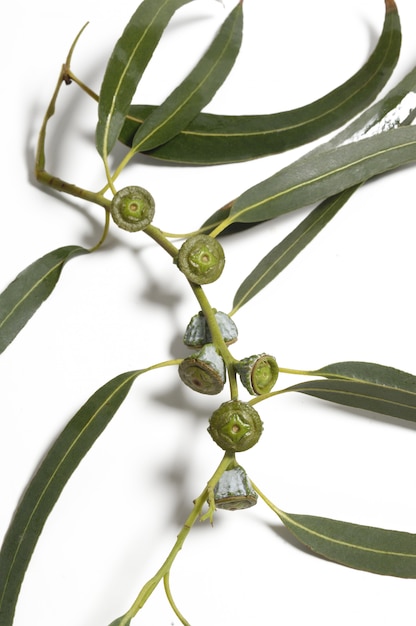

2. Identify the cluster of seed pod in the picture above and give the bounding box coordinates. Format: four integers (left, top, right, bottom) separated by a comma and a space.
110, 190, 270, 507
180, 310, 279, 398
179, 310, 238, 395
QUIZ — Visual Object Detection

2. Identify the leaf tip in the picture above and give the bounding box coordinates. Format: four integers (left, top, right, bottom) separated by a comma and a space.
385, 0, 398, 13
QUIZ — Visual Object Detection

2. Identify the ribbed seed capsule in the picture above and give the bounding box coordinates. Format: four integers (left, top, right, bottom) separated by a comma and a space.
213, 465, 257, 511
110, 186, 155, 232
236, 353, 279, 395
208, 400, 263, 452
176, 234, 225, 284
183, 310, 238, 348
178, 344, 225, 395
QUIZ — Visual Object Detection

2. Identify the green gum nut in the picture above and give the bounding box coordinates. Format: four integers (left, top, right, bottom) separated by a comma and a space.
236, 353, 279, 396
208, 400, 263, 452
183, 310, 238, 348
178, 343, 225, 395
213, 465, 257, 511
176, 234, 225, 284
110, 186, 155, 232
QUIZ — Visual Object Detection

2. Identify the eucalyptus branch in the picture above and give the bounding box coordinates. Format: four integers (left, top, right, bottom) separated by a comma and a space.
2, 1, 416, 625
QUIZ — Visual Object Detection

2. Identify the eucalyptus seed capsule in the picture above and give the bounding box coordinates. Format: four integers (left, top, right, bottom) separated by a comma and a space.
183, 311, 208, 348
208, 400, 263, 452
210, 311, 238, 346
183, 310, 238, 348
110, 186, 155, 232
176, 234, 225, 284
213, 465, 258, 510
178, 343, 225, 395
236, 353, 279, 395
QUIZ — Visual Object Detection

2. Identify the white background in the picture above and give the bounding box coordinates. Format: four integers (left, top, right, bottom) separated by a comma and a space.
1, 0, 416, 624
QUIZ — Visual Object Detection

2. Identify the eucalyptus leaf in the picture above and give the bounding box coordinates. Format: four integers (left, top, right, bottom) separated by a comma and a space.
119, 0, 401, 163
276, 509, 416, 578
229, 65, 416, 309
0, 370, 143, 625
202, 63, 416, 233
286, 377, 416, 423
0, 246, 88, 355
224, 125, 416, 226
313, 361, 416, 391
96, 0, 193, 158
131, 1, 243, 153
312, 68, 416, 157
231, 186, 359, 313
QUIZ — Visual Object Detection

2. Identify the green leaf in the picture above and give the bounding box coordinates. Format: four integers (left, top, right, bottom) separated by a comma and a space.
202, 62, 416, 233
0, 246, 88, 355
276, 509, 416, 578
229, 60, 416, 310
313, 361, 416, 391
231, 186, 359, 313
96, 0, 193, 158
119, 0, 401, 163
286, 375, 416, 423
226, 125, 416, 225
131, 1, 243, 153
0, 370, 143, 625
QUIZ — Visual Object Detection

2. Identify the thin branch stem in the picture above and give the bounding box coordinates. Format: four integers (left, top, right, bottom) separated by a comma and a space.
144, 224, 180, 258
35, 28, 112, 220
115, 453, 234, 625
278, 366, 315, 377
66, 69, 99, 102
250, 480, 284, 518
163, 572, 191, 626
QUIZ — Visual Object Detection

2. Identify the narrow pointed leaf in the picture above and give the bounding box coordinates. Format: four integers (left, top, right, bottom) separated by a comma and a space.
276, 509, 416, 578
230, 65, 416, 310
286, 377, 416, 423
313, 361, 416, 391
119, 0, 401, 163
227, 125, 416, 225
202, 63, 416, 232
131, 1, 243, 153
231, 186, 359, 312
0, 370, 144, 625
96, 0, 193, 158
0, 246, 88, 355
313, 69, 416, 157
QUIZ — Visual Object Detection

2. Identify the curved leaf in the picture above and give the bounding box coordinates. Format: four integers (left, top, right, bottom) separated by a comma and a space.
0, 246, 88, 355
230, 68, 416, 309
202, 64, 416, 233
131, 1, 243, 153
0, 370, 143, 625
231, 186, 359, 313
276, 509, 416, 578
119, 0, 401, 163
96, 0, 193, 158
226, 125, 416, 225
